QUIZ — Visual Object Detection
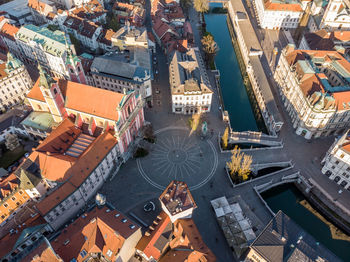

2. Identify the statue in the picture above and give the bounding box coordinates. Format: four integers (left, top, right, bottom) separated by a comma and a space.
201, 121, 208, 137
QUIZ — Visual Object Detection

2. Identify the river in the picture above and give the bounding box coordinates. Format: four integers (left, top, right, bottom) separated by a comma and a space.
205, 8, 350, 261
263, 184, 350, 261
205, 11, 259, 132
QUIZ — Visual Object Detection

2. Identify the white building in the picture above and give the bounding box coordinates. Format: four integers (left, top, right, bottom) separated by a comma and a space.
274, 44, 350, 139
169, 47, 213, 114
322, 130, 350, 189
15, 24, 87, 83
321, 0, 350, 30
159, 180, 197, 223
112, 25, 156, 53
0, 53, 32, 112
253, 0, 305, 29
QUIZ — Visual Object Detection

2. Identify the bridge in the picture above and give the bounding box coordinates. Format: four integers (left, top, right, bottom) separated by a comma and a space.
228, 131, 282, 147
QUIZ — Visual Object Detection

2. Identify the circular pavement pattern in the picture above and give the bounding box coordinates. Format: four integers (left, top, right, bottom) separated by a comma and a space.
137, 126, 218, 190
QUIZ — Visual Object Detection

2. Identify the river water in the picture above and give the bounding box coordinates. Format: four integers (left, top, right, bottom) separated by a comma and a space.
263, 184, 350, 261
205, 9, 350, 261
205, 12, 259, 132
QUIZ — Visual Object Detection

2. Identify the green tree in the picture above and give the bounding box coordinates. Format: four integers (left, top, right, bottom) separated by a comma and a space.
222, 127, 229, 149
69, 33, 81, 55
47, 24, 59, 31
193, 0, 209, 13
105, 12, 120, 31
201, 34, 219, 66
180, 0, 192, 10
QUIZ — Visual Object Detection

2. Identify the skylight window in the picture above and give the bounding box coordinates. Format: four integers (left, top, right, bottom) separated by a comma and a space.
80, 249, 87, 258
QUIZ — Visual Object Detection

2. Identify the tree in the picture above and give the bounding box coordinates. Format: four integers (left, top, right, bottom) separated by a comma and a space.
47, 24, 59, 31
189, 113, 201, 135
226, 146, 252, 183
193, 0, 209, 14
143, 124, 155, 143
5, 134, 20, 151
180, 0, 192, 10
201, 34, 219, 67
105, 11, 120, 31
222, 127, 229, 149
238, 154, 252, 181
69, 33, 81, 55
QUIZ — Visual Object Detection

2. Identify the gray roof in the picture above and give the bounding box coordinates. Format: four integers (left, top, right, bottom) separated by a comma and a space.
169, 48, 212, 95
0, 107, 31, 133
251, 211, 342, 262
91, 47, 151, 81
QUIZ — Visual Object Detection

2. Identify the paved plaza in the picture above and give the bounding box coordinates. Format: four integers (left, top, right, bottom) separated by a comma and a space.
138, 127, 218, 190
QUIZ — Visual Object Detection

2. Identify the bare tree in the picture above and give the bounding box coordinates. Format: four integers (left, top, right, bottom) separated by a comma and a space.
201, 34, 219, 66
226, 146, 252, 182
5, 134, 20, 151
222, 127, 229, 149
193, 0, 209, 14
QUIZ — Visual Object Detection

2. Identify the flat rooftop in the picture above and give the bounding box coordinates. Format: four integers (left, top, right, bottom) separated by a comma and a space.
21, 111, 58, 132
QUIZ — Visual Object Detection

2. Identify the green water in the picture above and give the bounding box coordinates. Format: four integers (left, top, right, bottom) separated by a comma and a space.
205, 12, 259, 132
262, 184, 350, 261
205, 8, 350, 261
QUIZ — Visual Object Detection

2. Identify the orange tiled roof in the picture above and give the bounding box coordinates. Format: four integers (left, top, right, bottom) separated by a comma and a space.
0, 22, 19, 40
28, 0, 50, 13
264, 1, 303, 12
0, 173, 30, 224
35, 119, 117, 215
51, 206, 139, 262
63, 80, 125, 121
0, 214, 46, 258
23, 239, 63, 262
136, 211, 171, 260
27, 78, 126, 122
167, 219, 216, 262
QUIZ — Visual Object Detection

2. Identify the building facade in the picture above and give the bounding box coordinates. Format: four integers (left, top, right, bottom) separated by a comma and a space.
169, 48, 213, 114
321, 0, 350, 30
0, 53, 33, 112
49, 205, 142, 262
135, 181, 215, 262
253, 0, 304, 29
322, 130, 350, 189
90, 48, 152, 99
28, 118, 121, 230
274, 45, 350, 139
15, 24, 87, 83
26, 66, 145, 159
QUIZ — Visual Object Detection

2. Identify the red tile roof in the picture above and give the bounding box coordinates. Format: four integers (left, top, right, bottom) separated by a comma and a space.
23, 239, 63, 262
51, 206, 139, 262
136, 211, 171, 260
27, 78, 126, 122
264, 1, 303, 12
0, 214, 46, 258
34, 119, 118, 215
159, 180, 197, 217
0, 22, 19, 40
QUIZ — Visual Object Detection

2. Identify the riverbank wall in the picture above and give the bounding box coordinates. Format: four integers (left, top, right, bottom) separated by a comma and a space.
255, 173, 350, 236
225, 0, 283, 135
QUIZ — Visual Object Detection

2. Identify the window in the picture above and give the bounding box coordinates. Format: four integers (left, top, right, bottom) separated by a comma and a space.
80, 249, 87, 258
106, 249, 113, 257
53, 88, 57, 95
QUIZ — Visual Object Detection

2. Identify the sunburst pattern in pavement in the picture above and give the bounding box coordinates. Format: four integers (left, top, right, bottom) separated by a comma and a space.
137, 127, 218, 190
